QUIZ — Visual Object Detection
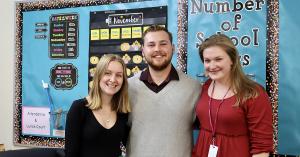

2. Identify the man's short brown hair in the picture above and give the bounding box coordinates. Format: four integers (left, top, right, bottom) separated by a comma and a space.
142, 25, 173, 45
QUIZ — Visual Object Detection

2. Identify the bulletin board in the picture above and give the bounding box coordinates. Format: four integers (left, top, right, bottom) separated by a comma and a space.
14, 0, 298, 156
187, 0, 267, 86
185, 0, 282, 155
278, 0, 300, 155
14, 0, 174, 147
185, 0, 299, 156
88, 7, 168, 85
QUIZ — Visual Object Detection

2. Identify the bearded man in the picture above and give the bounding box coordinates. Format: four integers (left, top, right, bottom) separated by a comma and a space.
127, 25, 201, 157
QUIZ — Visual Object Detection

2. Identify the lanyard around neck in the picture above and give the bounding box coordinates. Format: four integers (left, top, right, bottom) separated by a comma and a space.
208, 81, 231, 144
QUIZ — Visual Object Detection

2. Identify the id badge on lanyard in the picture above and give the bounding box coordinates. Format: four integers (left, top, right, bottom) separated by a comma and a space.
208, 144, 218, 157
207, 81, 230, 157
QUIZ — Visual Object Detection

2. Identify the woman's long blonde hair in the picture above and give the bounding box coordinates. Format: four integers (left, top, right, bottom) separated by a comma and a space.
199, 34, 259, 106
87, 54, 131, 113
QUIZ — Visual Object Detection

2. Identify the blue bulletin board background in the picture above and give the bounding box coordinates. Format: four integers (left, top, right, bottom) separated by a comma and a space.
278, 0, 300, 155
187, 0, 268, 148
20, 0, 177, 139
15, 0, 300, 155
187, 0, 267, 86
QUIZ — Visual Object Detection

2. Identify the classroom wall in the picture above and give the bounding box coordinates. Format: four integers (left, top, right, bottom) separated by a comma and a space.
0, 0, 25, 150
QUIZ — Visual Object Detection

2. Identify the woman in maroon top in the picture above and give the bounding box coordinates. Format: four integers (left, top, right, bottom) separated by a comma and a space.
192, 34, 273, 157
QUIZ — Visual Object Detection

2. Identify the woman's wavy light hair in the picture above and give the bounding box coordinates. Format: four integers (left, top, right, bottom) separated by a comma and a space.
199, 34, 259, 106
87, 54, 131, 113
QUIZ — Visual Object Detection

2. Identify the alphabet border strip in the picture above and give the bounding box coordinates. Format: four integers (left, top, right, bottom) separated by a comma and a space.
266, 0, 279, 153
177, 0, 188, 72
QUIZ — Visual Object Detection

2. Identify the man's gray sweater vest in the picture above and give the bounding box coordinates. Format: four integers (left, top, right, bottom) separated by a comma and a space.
127, 70, 201, 157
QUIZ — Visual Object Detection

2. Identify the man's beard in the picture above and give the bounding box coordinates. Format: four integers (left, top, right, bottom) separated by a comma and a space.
145, 56, 172, 71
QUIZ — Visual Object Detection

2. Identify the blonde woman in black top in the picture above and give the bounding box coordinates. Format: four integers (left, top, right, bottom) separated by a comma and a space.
65, 54, 131, 157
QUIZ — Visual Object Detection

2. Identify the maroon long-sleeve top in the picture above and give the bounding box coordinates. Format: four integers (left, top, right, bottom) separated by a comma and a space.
193, 80, 273, 157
